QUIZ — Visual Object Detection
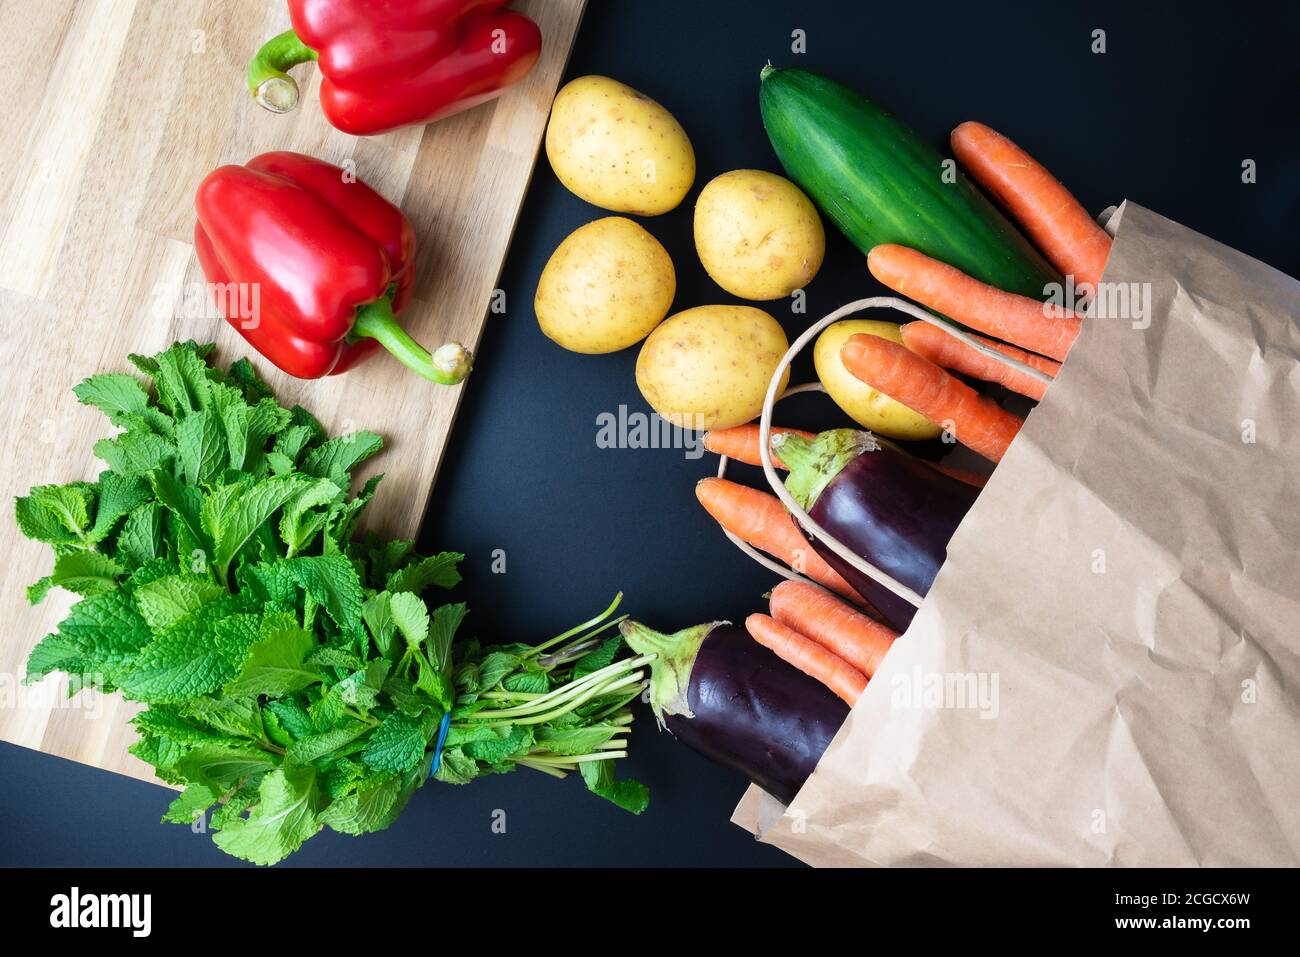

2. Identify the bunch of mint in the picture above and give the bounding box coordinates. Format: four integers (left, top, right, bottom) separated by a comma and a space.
17, 342, 647, 865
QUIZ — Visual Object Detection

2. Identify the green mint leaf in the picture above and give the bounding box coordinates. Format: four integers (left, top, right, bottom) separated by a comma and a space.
149, 470, 212, 555
386, 552, 463, 594
572, 636, 624, 679
73, 375, 173, 436
93, 430, 175, 476
212, 767, 322, 866
288, 405, 326, 444
162, 782, 220, 825
128, 558, 178, 587
475, 652, 520, 692
535, 724, 622, 756
132, 574, 225, 631
323, 474, 381, 553
380, 675, 434, 718
73, 372, 150, 421
285, 721, 368, 766
25, 632, 80, 682
318, 776, 404, 835
362, 592, 396, 657
225, 357, 273, 403
279, 478, 343, 557
265, 451, 296, 476
17, 484, 95, 543
265, 699, 316, 743
236, 561, 297, 606
281, 555, 364, 637
224, 613, 322, 698
332, 660, 387, 711
461, 725, 533, 764
205, 475, 312, 575
114, 503, 164, 567
175, 744, 278, 790
428, 602, 468, 673
132, 706, 241, 747
25, 588, 151, 686
388, 592, 429, 651
49, 551, 124, 597
118, 598, 245, 703
208, 784, 258, 831
130, 733, 191, 785
179, 695, 265, 741
579, 759, 649, 814
88, 473, 151, 544
503, 671, 549, 695
27, 576, 53, 605
152, 342, 212, 416
361, 711, 428, 774
432, 747, 479, 785
220, 393, 292, 474
300, 431, 383, 487
320, 759, 368, 800
307, 692, 344, 736
409, 649, 454, 709
308, 647, 364, 672
364, 538, 415, 587
271, 425, 315, 466
126, 351, 159, 376
176, 409, 228, 486
213, 613, 262, 666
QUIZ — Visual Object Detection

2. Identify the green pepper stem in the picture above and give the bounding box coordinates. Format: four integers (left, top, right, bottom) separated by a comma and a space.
248, 29, 318, 113
352, 298, 472, 386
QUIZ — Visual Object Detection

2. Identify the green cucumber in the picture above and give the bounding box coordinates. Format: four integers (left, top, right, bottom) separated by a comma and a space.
759, 65, 1060, 300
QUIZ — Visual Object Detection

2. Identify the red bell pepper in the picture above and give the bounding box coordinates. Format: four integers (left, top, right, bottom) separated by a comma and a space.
194, 150, 471, 383
248, 0, 543, 136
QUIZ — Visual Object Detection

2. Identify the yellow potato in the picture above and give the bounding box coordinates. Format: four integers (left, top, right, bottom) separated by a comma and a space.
636, 305, 790, 431
815, 320, 942, 440
535, 217, 676, 354
694, 169, 825, 300
545, 76, 695, 215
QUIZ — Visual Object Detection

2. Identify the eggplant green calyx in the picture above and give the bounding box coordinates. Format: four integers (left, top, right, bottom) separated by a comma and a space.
619, 620, 726, 727
775, 428, 878, 511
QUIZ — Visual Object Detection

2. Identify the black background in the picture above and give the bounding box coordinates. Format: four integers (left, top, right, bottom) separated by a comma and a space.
3, 0, 1298, 868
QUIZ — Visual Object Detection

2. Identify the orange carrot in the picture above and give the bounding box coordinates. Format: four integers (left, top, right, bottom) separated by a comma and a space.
930, 462, 989, 488
702, 424, 816, 470
769, 580, 897, 678
841, 334, 1023, 463
900, 321, 1060, 401
695, 477, 863, 605
746, 614, 867, 706
951, 121, 1111, 289
868, 244, 1080, 361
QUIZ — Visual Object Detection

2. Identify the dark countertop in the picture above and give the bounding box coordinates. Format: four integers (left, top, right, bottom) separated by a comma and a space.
3, 0, 1297, 867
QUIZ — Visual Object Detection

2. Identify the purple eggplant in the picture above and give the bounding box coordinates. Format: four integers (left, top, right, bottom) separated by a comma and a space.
774, 429, 979, 632
621, 621, 847, 805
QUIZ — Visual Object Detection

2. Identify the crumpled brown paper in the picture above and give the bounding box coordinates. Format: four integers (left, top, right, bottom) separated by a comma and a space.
733, 202, 1300, 866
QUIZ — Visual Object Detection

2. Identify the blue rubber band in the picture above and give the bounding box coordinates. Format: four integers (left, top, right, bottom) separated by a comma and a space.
429, 711, 453, 777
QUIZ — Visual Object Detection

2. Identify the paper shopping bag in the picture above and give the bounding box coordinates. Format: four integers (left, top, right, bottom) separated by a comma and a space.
733, 202, 1300, 866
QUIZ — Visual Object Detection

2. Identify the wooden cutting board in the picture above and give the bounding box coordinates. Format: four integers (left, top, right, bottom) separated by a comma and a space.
0, 0, 585, 783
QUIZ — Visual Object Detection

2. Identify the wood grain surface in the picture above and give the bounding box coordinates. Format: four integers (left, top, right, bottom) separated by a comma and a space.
0, 0, 585, 782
